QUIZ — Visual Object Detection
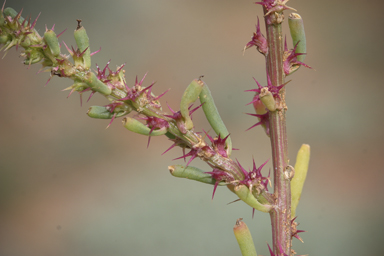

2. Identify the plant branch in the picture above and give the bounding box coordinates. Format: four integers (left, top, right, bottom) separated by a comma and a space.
263, 8, 291, 256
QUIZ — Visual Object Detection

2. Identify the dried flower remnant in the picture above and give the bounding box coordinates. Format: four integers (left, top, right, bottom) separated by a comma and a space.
291, 216, 306, 243
283, 38, 312, 76
137, 116, 169, 147
246, 76, 289, 106
243, 17, 268, 55
165, 103, 202, 134
206, 168, 235, 199
246, 112, 270, 135
173, 137, 216, 168
237, 159, 270, 195
203, 130, 229, 158
255, 0, 296, 17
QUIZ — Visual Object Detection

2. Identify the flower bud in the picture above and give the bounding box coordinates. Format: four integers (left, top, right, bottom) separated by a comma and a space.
259, 87, 276, 111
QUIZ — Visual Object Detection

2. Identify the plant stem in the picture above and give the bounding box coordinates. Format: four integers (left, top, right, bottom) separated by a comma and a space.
269, 111, 291, 255
264, 13, 291, 255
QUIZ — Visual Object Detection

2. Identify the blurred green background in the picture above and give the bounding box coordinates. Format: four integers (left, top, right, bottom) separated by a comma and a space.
1, 0, 383, 255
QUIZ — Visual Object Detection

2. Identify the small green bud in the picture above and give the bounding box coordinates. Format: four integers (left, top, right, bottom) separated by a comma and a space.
168, 165, 226, 186
180, 79, 204, 130
233, 218, 258, 256
199, 80, 232, 156
259, 87, 276, 112
122, 117, 168, 136
74, 20, 91, 69
44, 30, 60, 57
234, 185, 272, 213
291, 144, 310, 217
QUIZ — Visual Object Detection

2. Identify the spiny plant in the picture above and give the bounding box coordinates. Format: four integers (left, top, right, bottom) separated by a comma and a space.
0, 1, 311, 255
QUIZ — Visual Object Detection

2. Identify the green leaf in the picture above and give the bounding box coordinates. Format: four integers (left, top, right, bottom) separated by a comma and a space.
291, 144, 310, 217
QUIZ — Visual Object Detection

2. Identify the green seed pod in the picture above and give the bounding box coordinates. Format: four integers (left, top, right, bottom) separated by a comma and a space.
233, 219, 258, 256
44, 30, 60, 57
122, 117, 168, 136
259, 87, 276, 112
87, 106, 131, 119
199, 81, 232, 156
84, 72, 112, 96
234, 185, 272, 213
291, 144, 310, 217
180, 79, 204, 130
74, 20, 91, 69
288, 13, 306, 63
168, 165, 226, 186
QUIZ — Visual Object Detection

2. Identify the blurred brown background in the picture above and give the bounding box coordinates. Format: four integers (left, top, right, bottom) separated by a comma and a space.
1, 0, 383, 255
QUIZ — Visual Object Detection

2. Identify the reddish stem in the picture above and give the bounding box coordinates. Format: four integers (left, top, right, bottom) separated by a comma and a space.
263, 11, 292, 255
